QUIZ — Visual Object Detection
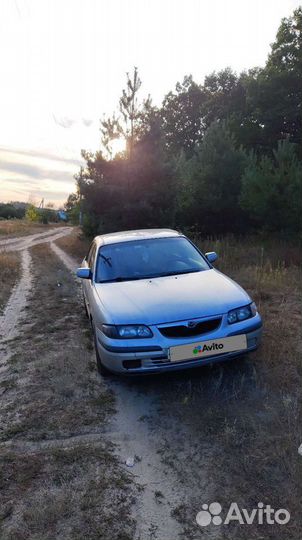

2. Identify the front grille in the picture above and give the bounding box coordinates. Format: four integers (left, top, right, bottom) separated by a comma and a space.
158, 318, 221, 338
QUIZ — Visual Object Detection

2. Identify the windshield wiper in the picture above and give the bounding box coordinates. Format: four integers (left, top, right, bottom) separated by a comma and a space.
158, 269, 201, 277
99, 276, 143, 283
100, 254, 112, 267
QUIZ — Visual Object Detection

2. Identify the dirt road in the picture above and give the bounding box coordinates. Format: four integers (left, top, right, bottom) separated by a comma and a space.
0, 227, 72, 362
0, 226, 73, 252
0, 233, 300, 540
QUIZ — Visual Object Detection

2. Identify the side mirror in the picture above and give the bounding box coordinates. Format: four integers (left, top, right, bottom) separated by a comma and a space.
205, 251, 218, 264
76, 267, 92, 279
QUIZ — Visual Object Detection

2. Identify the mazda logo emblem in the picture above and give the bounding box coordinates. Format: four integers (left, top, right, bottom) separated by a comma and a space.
187, 321, 197, 328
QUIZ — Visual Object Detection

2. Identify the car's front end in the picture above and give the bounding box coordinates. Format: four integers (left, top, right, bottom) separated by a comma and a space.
94, 305, 262, 375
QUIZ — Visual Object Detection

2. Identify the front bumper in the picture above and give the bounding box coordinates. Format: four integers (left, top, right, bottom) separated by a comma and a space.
95, 314, 263, 375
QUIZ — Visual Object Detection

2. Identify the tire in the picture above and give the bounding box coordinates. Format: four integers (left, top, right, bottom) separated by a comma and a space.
92, 323, 111, 376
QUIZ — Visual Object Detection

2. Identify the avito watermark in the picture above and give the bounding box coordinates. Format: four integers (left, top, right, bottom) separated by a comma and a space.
196, 502, 290, 527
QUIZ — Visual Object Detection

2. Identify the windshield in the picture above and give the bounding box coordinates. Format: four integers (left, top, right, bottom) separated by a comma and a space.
95, 237, 210, 283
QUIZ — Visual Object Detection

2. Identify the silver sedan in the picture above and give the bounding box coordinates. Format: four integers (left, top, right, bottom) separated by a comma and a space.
77, 229, 262, 375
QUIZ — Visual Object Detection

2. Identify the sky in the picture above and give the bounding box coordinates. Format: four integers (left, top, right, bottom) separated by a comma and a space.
0, 0, 300, 207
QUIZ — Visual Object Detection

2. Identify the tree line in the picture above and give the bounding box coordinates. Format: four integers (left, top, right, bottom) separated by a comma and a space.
67, 8, 302, 237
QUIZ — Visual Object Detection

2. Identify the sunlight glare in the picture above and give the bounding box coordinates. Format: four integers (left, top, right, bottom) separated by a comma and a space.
111, 137, 126, 157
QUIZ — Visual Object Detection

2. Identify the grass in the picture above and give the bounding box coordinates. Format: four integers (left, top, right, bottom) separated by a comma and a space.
194, 234, 302, 394
0, 251, 20, 312
155, 233, 302, 539
0, 219, 63, 239
0, 445, 135, 540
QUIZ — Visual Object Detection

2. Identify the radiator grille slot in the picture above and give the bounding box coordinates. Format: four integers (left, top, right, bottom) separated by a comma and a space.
158, 318, 221, 338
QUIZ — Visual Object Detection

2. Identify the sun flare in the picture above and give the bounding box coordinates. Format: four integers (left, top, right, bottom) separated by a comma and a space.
111, 137, 126, 157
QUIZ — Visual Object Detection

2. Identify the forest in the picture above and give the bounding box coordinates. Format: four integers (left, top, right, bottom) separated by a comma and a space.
67, 8, 302, 238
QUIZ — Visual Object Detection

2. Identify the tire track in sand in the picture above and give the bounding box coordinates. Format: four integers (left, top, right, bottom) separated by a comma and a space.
0, 249, 33, 369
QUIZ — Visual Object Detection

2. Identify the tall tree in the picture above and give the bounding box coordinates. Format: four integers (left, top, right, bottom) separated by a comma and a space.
161, 75, 205, 157
246, 8, 302, 152
240, 139, 302, 232
119, 66, 142, 157
100, 67, 155, 159
178, 122, 248, 232
202, 68, 242, 127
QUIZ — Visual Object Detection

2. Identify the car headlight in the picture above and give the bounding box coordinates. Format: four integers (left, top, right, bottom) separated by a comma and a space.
101, 324, 153, 339
227, 302, 257, 324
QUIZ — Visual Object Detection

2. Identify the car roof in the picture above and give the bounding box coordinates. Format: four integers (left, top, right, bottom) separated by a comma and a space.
94, 228, 184, 246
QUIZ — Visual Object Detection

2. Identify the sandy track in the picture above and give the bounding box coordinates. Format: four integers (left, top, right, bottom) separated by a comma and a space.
0, 250, 33, 369
0, 226, 73, 252
0, 250, 32, 342
50, 241, 78, 274
108, 381, 184, 540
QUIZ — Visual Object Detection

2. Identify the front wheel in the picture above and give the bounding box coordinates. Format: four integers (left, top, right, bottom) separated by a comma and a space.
92, 323, 111, 376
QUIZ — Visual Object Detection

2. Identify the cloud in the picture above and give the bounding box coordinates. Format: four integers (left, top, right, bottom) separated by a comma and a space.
0, 161, 70, 182
52, 115, 94, 129
0, 148, 81, 204
53, 115, 75, 129
0, 146, 82, 167
82, 118, 93, 127
1, 175, 74, 203
0, 155, 80, 182
52, 115, 94, 128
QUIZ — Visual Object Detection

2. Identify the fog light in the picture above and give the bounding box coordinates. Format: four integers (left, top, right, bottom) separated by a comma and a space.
123, 360, 142, 370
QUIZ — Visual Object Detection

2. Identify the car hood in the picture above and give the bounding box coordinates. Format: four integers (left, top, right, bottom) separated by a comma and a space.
94, 269, 251, 325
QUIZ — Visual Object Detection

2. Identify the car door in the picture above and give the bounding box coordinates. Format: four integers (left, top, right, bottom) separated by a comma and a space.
83, 242, 97, 318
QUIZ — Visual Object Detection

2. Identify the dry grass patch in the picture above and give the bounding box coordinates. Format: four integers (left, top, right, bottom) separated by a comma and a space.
195, 234, 302, 393
0, 220, 62, 239
0, 251, 20, 312
0, 445, 136, 540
